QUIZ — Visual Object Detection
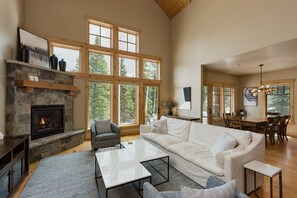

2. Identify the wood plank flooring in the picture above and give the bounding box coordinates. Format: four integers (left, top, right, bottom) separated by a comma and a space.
13, 135, 297, 198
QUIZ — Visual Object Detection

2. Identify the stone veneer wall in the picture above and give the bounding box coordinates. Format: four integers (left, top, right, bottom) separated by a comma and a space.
5, 60, 74, 136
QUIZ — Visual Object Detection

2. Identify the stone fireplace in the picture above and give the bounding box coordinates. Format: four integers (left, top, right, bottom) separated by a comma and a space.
5, 60, 84, 162
31, 105, 65, 140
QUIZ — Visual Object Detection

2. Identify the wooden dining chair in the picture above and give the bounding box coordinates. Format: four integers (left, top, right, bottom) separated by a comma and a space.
278, 115, 290, 141
223, 113, 231, 127
264, 117, 277, 145
227, 115, 242, 130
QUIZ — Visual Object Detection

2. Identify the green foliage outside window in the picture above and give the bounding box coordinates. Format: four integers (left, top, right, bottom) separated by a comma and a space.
267, 85, 290, 115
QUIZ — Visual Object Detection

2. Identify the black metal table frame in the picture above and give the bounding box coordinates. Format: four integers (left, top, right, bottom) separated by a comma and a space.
95, 156, 152, 198
244, 167, 283, 198
120, 143, 170, 187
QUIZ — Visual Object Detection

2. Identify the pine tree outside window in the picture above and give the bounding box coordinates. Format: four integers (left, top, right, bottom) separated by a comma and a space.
143, 60, 160, 80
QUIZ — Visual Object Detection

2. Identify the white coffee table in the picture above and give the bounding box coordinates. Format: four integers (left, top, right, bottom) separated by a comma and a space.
95, 149, 152, 198
121, 139, 169, 186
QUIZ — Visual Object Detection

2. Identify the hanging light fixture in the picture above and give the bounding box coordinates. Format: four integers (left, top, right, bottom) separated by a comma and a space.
250, 64, 276, 96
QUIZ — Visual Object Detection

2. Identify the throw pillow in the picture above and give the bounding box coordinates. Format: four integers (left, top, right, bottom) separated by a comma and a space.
151, 119, 167, 134
215, 145, 245, 169
95, 119, 111, 134
181, 180, 236, 198
210, 132, 237, 157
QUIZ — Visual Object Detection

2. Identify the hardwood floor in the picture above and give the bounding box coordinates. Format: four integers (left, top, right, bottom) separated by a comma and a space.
13, 135, 297, 197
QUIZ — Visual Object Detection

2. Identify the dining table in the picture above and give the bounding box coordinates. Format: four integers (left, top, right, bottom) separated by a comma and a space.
229, 116, 267, 133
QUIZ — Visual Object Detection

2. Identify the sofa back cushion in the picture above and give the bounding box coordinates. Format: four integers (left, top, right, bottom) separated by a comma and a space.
189, 122, 252, 148
162, 116, 191, 142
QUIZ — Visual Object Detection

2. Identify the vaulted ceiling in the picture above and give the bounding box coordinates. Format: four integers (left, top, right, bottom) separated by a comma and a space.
154, 0, 191, 18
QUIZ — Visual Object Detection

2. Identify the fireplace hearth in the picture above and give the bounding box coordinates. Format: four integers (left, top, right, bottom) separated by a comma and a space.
31, 105, 65, 140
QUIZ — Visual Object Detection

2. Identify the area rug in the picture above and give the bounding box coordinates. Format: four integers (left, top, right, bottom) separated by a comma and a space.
21, 150, 202, 198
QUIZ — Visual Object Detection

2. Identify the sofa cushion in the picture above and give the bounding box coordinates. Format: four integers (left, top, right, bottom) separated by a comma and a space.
151, 119, 167, 134
168, 142, 224, 176
210, 132, 237, 156
166, 117, 191, 141
142, 133, 181, 149
181, 180, 236, 198
188, 122, 252, 148
95, 119, 111, 134
95, 132, 117, 141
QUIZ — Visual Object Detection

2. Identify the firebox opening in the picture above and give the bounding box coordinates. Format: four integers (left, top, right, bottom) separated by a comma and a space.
31, 105, 65, 140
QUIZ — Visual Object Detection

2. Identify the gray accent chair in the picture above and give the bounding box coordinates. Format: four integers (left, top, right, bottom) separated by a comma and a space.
90, 122, 121, 150
143, 176, 249, 198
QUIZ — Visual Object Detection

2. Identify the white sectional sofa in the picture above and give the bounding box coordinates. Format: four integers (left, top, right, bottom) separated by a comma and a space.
140, 116, 265, 193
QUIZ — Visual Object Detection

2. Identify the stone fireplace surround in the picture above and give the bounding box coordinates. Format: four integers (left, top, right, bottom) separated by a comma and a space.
5, 60, 84, 162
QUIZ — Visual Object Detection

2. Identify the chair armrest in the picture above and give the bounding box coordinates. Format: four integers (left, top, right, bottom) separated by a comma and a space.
111, 122, 120, 135
90, 123, 97, 142
140, 124, 152, 134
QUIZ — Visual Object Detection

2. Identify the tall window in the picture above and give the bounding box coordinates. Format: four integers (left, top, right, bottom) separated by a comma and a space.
52, 45, 81, 72
144, 86, 158, 123
49, 18, 162, 129
89, 51, 112, 75
118, 56, 137, 78
212, 87, 220, 118
267, 85, 290, 115
89, 22, 112, 48
118, 28, 138, 53
88, 82, 111, 126
224, 88, 232, 113
119, 84, 138, 125
143, 60, 160, 80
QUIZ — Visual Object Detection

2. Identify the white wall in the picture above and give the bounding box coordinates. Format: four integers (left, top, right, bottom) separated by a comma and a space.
25, 0, 171, 130
171, 0, 297, 118
0, 0, 24, 133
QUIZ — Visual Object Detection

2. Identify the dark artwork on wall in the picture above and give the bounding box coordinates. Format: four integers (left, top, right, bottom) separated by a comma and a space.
18, 28, 49, 67
183, 87, 191, 102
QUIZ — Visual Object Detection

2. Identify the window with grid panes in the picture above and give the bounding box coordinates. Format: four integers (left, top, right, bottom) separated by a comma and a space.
267, 85, 290, 115
89, 22, 112, 48
118, 28, 138, 53
212, 87, 220, 118
143, 60, 160, 80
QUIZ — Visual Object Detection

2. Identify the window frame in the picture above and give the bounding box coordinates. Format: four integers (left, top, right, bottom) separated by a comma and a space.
264, 79, 295, 124
88, 49, 113, 76
143, 58, 161, 80
50, 18, 162, 134
49, 41, 83, 73
118, 83, 139, 126
118, 27, 139, 53
87, 81, 113, 126
88, 19, 113, 49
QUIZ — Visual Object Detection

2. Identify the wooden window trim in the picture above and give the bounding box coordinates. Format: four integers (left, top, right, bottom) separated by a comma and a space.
264, 79, 295, 124
49, 17, 162, 132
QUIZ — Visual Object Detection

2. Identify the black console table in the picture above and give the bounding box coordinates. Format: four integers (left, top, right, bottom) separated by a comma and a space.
165, 115, 200, 121
0, 136, 29, 197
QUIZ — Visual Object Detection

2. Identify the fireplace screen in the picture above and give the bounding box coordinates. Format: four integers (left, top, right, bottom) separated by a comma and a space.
31, 105, 64, 140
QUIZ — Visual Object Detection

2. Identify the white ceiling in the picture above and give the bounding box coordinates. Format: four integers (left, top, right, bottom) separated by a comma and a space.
203, 38, 297, 76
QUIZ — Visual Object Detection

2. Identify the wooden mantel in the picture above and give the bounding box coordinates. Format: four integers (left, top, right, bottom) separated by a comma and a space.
16, 79, 79, 96
5, 60, 79, 96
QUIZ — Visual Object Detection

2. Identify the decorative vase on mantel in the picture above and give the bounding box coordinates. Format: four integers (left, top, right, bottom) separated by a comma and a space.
59, 59, 66, 72
18, 46, 30, 63
49, 54, 58, 70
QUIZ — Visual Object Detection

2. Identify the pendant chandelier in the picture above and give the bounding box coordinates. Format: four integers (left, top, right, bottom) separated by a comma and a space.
250, 64, 276, 96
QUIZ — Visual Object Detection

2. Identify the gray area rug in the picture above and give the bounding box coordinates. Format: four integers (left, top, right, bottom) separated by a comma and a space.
21, 149, 202, 198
